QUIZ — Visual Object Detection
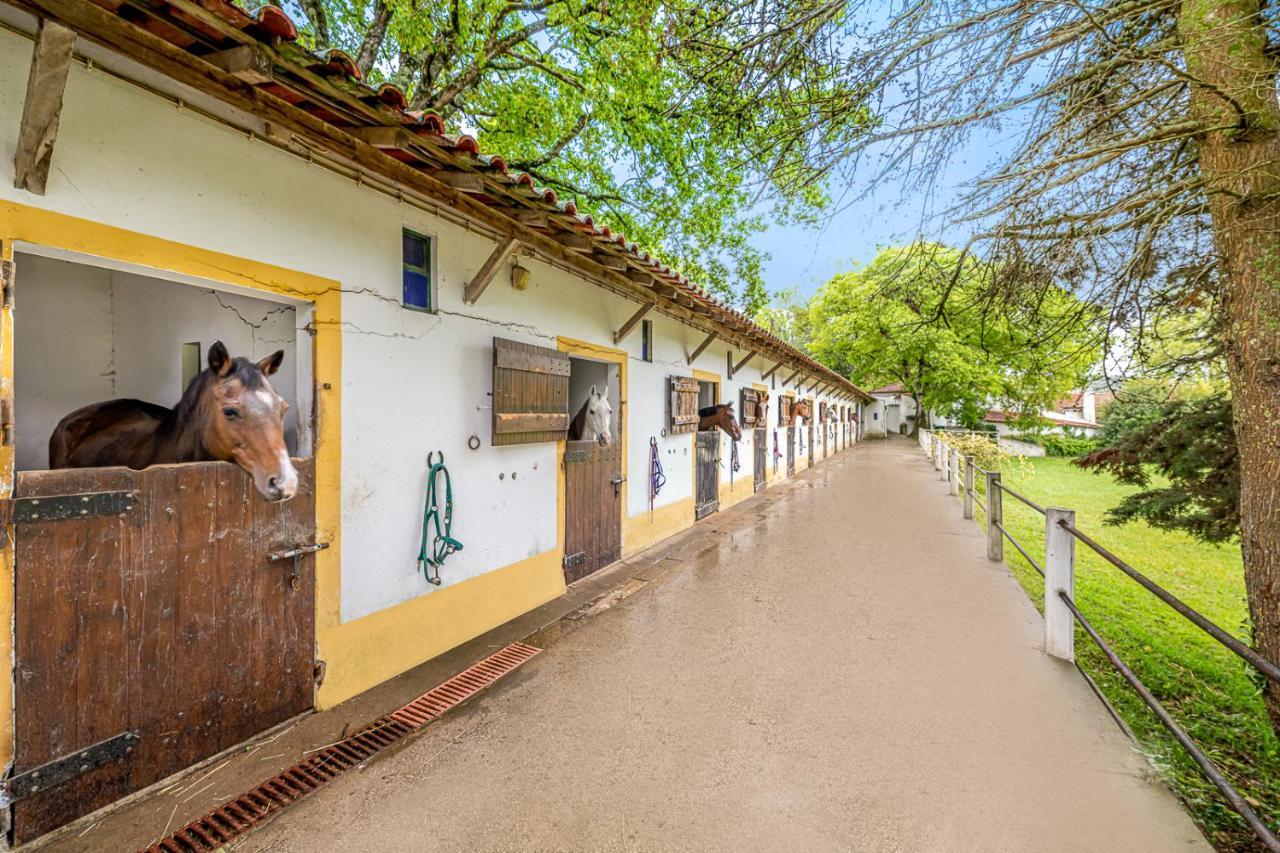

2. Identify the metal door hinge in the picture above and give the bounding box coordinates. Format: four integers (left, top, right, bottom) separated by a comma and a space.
3, 732, 139, 804
5, 491, 137, 525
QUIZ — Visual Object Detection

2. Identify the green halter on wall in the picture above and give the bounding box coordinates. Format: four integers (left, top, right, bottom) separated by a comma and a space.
418, 451, 463, 585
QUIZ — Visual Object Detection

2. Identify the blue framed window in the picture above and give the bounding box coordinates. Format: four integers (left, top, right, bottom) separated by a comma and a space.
402, 229, 434, 311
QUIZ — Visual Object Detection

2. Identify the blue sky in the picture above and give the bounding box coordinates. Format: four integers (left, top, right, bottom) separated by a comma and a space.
755, 114, 1023, 302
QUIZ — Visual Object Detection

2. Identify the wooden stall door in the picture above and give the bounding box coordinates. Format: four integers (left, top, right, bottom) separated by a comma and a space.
11, 460, 317, 844
823, 422, 829, 457
695, 431, 720, 519
808, 424, 815, 466
562, 440, 622, 584
786, 426, 796, 475
753, 428, 767, 492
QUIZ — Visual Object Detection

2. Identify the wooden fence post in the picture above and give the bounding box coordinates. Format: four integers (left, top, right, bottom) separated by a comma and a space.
986, 471, 1002, 561
1044, 508, 1076, 661
963, 456, 974, 518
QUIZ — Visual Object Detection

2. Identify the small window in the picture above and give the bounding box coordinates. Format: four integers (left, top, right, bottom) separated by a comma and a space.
641, 319, 653, 362
873, 412, 879, 420
181, 342, 201, 392
402, 229, 434, 311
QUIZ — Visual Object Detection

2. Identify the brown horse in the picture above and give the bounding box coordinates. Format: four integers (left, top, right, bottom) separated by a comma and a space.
698, 403, 741, 440
755, 391, 769, 426
49, 341, 298, 502
792, 399, 813, 424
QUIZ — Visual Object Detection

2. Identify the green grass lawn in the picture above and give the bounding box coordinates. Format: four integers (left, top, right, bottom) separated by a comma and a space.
968, 457, 1279, 852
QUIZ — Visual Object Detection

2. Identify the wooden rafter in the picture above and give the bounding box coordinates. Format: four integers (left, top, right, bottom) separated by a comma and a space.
687, 332, 717, 365
783, 370, 802, 387
463, 236, 520, 304
731, 350, 756, 377
13, 19, 76, 196
760, 362, 782, 381
613, 302, 654, 344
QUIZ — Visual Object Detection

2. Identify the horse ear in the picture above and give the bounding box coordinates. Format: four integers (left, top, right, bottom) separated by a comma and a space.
589, 384, 598, 398
208, 341, 231, 377
257, 350, 285, 376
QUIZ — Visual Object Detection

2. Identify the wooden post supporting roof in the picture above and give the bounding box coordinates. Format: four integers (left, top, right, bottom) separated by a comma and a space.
462, 236, 520, 304
687, 332, 717, 365
613, 302, 654, 344
731, 350, 756, 377
13, 19, 76, 196
760, 362, 782, 381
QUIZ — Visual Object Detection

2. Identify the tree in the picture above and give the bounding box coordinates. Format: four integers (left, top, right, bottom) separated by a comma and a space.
754, 288, 813, 350
261, 0, 875, 314
1079, 397, 1239, 543
807, 243, 1098, 435
841, 0, 1280, 735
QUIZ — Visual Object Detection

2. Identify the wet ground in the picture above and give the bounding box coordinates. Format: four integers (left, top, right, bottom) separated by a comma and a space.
228, 437, 1207, 852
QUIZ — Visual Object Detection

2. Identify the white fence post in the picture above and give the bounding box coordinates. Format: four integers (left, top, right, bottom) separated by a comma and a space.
1044, 508, 1076, 661
934, 438, 943, 471
950, 446, 961, 494
986, 471, 1002, 561
963, 456, 974, 517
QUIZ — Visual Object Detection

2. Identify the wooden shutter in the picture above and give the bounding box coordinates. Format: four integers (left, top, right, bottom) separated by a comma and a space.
819, 401, 827, 421
740, 388, 760, 428
492, 337, 571, 445
779, 396, 793, 426
669, 375, 700, 434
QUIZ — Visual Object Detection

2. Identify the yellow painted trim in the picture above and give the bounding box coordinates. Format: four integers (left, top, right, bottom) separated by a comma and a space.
0, 199, 344, 739
624, 497, 695, 557
318, 549, 565, 705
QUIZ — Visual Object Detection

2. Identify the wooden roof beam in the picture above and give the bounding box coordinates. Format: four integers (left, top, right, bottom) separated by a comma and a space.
687, 331, 717, 365
14, 19, 76, 196
730, 350, 756, 378
760, 362, 782, 381
463, 236, 520, 304
613, 302, 654, 345
204, 44, 273, 84
783, 370, 802, 387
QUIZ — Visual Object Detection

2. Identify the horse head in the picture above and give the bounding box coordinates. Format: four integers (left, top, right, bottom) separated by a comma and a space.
700, 403, 741, 440
583, 384, 613, 447
794, 400, 812, 423
756, 392, 769, 425
196, 341, 297, 502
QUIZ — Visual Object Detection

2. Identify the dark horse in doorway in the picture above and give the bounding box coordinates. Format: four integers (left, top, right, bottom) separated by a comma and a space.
49, 341, 298, 501
699, 402, 741, 440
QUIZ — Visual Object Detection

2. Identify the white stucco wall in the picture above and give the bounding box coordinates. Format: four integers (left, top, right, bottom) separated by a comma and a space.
0, 25, 857, 624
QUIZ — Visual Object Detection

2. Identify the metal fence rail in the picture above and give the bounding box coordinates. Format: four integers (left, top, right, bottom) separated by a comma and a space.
916, 429, 1280, 850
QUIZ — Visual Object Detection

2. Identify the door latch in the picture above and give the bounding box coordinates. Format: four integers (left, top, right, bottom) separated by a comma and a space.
610, 475, 625, 497
268, 542, 329, 590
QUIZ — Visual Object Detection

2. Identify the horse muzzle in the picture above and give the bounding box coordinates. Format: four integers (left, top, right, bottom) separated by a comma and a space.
596, 431, 612, 447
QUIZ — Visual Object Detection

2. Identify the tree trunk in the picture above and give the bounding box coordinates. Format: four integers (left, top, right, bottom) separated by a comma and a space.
909, 392, 922, 436
1181, 0, 1280, 732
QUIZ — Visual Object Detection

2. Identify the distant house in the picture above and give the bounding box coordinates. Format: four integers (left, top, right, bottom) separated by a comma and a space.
866, 382, 919, 436
983, 405, 1102, 437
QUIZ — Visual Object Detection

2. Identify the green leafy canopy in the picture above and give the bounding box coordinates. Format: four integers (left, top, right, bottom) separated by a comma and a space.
804, 243, 1100, 426
266, 0, 876, 314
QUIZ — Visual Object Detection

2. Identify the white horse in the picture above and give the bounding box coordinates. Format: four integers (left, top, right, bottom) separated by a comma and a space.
569, 384, 612, 446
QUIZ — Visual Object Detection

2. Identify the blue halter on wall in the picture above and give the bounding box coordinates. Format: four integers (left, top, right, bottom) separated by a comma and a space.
649, 436, 666, 511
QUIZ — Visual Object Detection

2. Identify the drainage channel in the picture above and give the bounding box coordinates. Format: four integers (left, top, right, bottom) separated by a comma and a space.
142, 642, 542, 852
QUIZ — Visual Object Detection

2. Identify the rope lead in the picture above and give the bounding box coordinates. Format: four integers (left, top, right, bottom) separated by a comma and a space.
418, 451, 463, 585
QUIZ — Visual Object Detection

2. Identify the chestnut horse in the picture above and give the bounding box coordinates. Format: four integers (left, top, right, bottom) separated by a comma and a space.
49, 341, 298, 502
792, 399, 813, 424
698, 403, 741, 440
568, 384, 612, 446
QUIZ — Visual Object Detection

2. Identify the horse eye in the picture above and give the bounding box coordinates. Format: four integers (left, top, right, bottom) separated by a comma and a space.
222, 407, 240, 420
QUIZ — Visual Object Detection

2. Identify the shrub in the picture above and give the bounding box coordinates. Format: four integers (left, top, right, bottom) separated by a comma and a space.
1009, 432, 1099, 457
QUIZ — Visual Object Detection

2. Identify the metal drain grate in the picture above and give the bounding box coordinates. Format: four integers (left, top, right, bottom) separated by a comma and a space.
142, 642, 541, 852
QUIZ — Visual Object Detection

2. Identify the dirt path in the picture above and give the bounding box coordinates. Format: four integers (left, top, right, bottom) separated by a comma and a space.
239, 437, 1208, 852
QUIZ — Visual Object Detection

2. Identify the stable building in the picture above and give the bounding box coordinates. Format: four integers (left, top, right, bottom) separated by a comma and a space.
0, 0, 870, 842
